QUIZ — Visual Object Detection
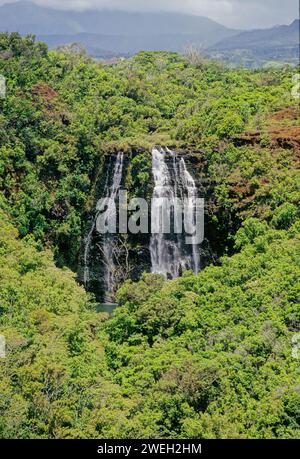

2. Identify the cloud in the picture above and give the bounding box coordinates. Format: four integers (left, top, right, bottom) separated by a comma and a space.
0, 0, 298, 28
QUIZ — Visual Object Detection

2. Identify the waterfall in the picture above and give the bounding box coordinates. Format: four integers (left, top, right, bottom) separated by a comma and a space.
99, 151, 124, 302
83, 152, 124, 302
83, 156, 112, 290
150, 146, 200, 279
179, 157, 200, 274
83, 147, 200, 300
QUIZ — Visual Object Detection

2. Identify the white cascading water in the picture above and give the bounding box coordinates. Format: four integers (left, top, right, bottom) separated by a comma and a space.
150, 146, 200, 278
179, 157, 200, 274
100, 151, 124, 302
84, 148, 199, 299
83, 155, 112, 289
83, 152, 124, 302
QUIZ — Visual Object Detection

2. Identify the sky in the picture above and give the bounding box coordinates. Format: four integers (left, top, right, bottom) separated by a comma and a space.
0, 0, 298, 29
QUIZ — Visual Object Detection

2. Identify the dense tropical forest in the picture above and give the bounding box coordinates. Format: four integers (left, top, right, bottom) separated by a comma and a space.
0, 33, 299, 439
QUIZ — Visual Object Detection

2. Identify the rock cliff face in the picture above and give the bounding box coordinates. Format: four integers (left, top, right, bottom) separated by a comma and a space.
78, 146, 218, 301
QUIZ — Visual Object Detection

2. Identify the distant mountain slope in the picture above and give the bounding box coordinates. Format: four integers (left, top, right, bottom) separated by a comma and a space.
210, 19, 299, 67
0, 1, 297, 67
212, 19, 299, 50
0, 1, 79, 35
0, 0, 238, 46
37, 32, 234, 57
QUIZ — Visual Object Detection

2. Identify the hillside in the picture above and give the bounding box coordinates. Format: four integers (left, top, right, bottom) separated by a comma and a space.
0, 1, 238, 46
36, 32, 235, 58
0, 34, 299, 439
210, 19, 300, 67
0, 2, 297, 66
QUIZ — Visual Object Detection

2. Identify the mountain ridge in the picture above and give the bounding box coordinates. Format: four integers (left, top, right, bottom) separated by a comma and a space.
0, 1, 238, 39
209, 19, 299, 67
211, 19, 300, 50
0, 1, 298, 67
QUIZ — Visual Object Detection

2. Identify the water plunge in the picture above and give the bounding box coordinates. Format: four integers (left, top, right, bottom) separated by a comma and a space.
83, 147, 200, 301
83, 151, 124, 302
150, 147, 200, 279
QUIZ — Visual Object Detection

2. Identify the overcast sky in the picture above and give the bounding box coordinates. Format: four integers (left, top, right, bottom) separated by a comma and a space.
0, 0, 298, 29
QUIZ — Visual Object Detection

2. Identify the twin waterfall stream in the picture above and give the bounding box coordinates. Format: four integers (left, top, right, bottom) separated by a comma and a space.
83, 147, 201, 302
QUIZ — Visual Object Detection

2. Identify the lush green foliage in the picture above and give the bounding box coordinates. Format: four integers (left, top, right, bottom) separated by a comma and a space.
106, 223, 300, 438
1, 209, 299, 438
0, 210, 119, 438
0, 34, 297, 266
0, 34, 299, 439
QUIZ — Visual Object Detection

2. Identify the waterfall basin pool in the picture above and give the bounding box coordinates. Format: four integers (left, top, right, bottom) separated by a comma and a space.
96, 303, 118, 315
